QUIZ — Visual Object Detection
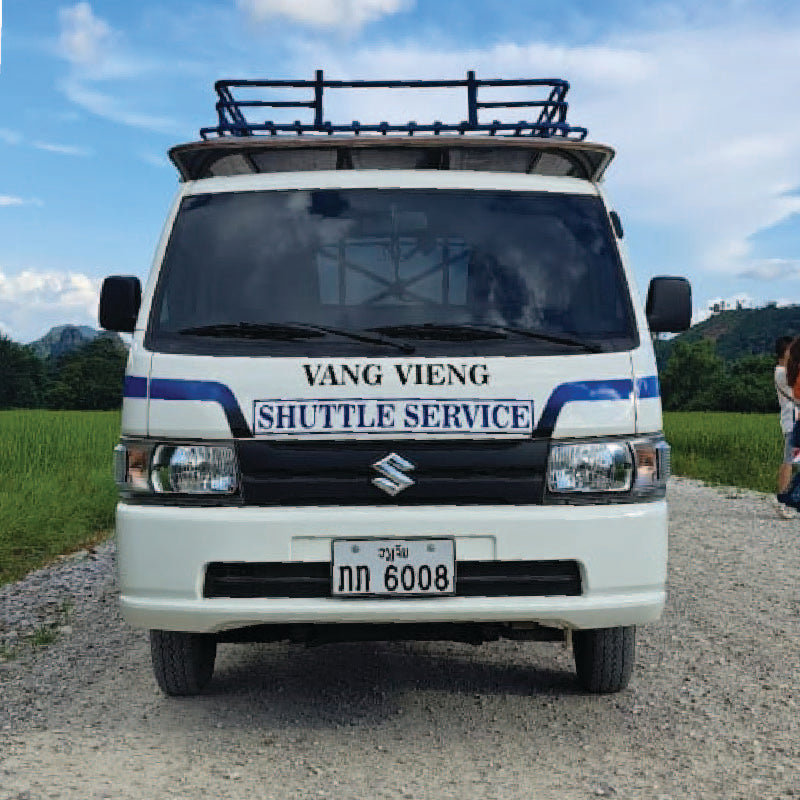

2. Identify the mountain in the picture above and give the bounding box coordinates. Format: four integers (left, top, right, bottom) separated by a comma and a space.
28, 325, 125, 360
654, 304, 800, 369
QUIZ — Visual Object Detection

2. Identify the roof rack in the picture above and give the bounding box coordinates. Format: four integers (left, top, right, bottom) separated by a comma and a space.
199, 70, 588, 141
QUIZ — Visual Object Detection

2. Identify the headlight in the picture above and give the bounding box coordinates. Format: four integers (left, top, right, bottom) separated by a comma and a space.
546, 435, 669, 500
114, 440, 239, 495
547, 441, 633, 493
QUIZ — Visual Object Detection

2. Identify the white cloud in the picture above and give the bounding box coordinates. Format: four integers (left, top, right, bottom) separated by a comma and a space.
56, 4, 181, 134
288, 26, 800, 284
0, 268, 103, 342
139, 152, 170, 169
32, 141, 92, 157
0, 195, 43, 208
237, 0, 411, 29
693, 292, 755, 324
58, 1, 114, 67
0, 195, 27, 207
0, 128, 22, 146
60, 79, 179, 134
737, 258, 800, 281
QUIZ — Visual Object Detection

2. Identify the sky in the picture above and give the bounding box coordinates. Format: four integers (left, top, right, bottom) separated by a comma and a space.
1, 0, 799, 342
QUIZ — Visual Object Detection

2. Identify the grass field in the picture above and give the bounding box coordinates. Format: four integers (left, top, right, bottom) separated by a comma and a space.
663, 411, 781, 495
0, 410, 120, 586
0, 409, 785, 588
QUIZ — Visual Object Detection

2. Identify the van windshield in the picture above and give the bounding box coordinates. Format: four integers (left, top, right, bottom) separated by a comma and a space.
147, 189, 637, 355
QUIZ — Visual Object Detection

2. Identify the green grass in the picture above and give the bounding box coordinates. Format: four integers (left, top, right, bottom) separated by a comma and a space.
31, 626, 59, 646
664, 411, 782, 494
0, 410, 120, 586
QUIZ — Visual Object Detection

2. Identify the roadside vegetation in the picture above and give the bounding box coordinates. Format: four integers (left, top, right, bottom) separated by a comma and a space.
663, 411, 780, 494
0, 410, 120, 586
658, 340, 778, 413
0, 334, 127, 411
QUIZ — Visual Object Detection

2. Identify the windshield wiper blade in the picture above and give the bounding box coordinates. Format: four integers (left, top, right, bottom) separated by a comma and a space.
298, 323, 416, 354
178, 321, 416, 352
484, 325, 603, 353
368, 324, 508, 341
370, 323, 602, 351
178, 322, 326, 340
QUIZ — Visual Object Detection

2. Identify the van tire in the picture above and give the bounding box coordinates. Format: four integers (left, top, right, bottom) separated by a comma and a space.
150, 630, 216, 696
572, 626, 635, 693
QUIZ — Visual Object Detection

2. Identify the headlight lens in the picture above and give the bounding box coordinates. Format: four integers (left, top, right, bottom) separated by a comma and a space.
152, 445, 238, 494
546, 435, 669, 499
547, 441, 633, 493
114, 441, 239, 495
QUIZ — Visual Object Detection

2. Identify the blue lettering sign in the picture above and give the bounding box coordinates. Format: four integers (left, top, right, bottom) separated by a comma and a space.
404, 403, 420, 428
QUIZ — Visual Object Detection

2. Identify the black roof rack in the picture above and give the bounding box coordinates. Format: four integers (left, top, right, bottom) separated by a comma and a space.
199, 70, 588, 141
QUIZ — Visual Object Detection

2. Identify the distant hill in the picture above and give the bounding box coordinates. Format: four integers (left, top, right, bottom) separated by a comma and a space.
654, 304, 800, 369
28, 325, 125, 360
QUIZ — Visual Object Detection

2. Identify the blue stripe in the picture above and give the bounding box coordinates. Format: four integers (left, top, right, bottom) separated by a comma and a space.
535, 379, 633, 436
122, 376, 148, 399
123, 374, 651, 440
636, 375, 660, 399
149, 378, 251, 438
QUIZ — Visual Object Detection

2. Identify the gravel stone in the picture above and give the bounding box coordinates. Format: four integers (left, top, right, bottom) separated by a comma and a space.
0, 478, 798, 799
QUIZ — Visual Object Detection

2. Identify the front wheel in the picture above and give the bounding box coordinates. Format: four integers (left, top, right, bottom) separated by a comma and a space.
572, 626, 635, 694
150, 630, 217, 696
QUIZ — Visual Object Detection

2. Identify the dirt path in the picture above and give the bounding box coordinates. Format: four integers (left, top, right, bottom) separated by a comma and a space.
1, 478, 798, 799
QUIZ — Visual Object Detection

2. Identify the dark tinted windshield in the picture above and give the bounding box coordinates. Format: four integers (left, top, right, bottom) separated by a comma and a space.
147, 189, 636, 355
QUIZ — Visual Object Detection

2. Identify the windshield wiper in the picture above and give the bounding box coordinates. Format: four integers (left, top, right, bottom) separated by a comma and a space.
178, 322, 327, 340
177, 321, 415, 353
370, 323, 602, 352
296, 323, 416, 354
368, 324, 508, 341
485, 325, 603, 352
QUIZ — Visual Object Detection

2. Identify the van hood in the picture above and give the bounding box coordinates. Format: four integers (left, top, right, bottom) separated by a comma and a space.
124, 352, 658, 440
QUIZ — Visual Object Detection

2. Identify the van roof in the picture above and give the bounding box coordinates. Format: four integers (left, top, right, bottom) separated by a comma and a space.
169, 71, 614, 183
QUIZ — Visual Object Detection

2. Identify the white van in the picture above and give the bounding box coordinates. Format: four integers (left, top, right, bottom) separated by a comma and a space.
100, 73, 691, 696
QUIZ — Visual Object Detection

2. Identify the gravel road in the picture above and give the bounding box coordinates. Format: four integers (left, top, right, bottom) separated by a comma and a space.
1, 478, 798, 800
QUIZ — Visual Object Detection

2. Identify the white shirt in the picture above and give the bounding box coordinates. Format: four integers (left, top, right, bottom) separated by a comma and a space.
775, 365, 796, 434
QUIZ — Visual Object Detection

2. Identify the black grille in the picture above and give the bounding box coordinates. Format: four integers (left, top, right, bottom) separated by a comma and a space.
456, 560, 581, 597
236, 438, 548, 506
204, 560, 581, 599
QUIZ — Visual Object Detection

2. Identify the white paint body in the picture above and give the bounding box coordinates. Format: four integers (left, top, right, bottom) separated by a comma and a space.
117, 169, 665, 633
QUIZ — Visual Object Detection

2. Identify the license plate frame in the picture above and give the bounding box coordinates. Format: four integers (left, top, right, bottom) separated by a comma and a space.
331, 538, 456, 597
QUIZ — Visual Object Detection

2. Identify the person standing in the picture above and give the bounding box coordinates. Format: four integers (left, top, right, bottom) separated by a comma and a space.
776, 335, 799, 514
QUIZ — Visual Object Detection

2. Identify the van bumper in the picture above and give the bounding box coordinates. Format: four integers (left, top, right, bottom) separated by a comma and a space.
116, 500, 667, 633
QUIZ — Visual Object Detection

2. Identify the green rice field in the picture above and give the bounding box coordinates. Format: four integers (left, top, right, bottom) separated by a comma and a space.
0, 410, 120, 586
0, 409, 786, 587
663, 411, 782, 495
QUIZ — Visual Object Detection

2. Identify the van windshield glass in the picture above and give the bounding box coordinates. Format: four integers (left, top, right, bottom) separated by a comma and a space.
148, 189, 636, 355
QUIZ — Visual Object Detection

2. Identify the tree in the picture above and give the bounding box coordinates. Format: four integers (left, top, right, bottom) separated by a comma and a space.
658, 340, 779, 413
659, 339, 725, 411
46, 336, 128, 410
0, 335, 48, 408
720, 355, 777, 413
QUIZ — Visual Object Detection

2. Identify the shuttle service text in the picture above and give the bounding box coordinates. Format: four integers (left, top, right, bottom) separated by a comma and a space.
252, 398, 534, 436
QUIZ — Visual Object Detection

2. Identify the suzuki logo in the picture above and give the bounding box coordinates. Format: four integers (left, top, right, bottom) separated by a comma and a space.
371, 453, 416, 496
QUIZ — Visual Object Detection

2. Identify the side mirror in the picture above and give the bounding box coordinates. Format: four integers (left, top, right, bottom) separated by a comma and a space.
99, 276, 142, 333
646, 276, 692, 333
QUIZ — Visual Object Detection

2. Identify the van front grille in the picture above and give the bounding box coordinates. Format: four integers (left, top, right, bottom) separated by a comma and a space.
235, 438, 548, 506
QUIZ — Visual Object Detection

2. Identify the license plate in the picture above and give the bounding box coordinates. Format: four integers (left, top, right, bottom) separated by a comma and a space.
331, 539, 456, 597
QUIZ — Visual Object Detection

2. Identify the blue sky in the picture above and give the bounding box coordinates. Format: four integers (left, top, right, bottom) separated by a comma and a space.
1, 0, 799, 341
